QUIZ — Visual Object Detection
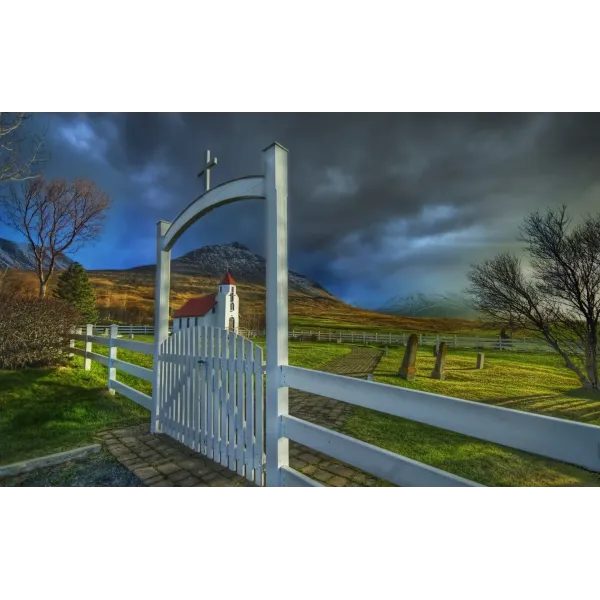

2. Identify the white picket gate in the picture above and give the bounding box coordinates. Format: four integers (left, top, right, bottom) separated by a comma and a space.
157, 325, 265, 485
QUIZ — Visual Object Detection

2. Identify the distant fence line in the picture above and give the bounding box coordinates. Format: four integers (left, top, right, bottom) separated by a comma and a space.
91, 324, 557, 352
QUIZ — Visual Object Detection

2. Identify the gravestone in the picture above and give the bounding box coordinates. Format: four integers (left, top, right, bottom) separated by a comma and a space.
398, 334, 418, 381
431, 342, 447, 380
384, 346, 388, 356
367, 373, 374, 381
476, 353, 485, 370
336, 339, 342, 344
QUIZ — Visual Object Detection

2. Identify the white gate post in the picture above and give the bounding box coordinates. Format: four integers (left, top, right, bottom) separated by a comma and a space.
264, 142, 289, 487
152, 220, 172, 434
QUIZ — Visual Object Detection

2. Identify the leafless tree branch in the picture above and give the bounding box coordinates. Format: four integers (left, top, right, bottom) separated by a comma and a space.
0, 178, 111, 297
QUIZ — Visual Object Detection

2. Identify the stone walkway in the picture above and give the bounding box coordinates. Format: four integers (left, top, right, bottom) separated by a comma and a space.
100, 346, 384, 487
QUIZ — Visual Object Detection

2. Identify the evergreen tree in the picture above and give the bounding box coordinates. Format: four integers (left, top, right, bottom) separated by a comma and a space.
53, 263, 99, 324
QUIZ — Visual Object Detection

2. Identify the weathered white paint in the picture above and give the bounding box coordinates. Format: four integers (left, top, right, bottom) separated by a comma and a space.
152, 220, 171, 434
264, 143, 289, 487
281, 365, 600, 473
281, 415, 482, 487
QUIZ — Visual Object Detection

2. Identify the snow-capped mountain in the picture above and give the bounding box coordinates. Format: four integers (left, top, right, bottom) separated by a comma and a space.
379, 292, 481, 318
131, 241, 334, 298
0, 237, 74, 271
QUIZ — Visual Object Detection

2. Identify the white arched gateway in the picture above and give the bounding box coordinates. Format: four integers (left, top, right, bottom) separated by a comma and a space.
152, 143, 292, 487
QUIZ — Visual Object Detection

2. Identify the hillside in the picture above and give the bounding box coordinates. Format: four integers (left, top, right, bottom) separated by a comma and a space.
2, 237, 491, 333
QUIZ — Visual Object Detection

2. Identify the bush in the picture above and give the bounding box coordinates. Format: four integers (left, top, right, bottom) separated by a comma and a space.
0, 292, 81, 369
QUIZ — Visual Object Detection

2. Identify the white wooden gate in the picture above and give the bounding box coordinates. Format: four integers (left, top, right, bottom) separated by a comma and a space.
157, 326, 265, 485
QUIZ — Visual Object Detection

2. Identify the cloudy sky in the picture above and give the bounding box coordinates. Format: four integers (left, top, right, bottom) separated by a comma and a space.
1, 113, 599, 308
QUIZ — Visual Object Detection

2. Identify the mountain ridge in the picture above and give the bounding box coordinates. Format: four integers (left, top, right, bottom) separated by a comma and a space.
380, 292, 480, 319
0, 237, 74, 271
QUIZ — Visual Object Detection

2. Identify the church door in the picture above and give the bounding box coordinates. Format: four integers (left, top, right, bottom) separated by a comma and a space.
228, 316, 235, 332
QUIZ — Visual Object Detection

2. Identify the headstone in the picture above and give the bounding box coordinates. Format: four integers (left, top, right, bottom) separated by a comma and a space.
384, 346, 388, 356
130, 333, 135, 339
336, 339, 342, 344
431, 342, 447, 380
367, 373, 374, 381
398, 334, 418, 381
476, 353, 484, 370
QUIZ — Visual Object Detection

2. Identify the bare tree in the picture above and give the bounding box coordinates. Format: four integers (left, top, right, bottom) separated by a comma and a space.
0, 178, 111, 297
0, 113, 47, 182
466, 205, 600, 391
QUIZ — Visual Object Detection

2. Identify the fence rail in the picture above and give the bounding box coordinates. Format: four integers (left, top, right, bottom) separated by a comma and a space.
72, 323, 600, 487
92, 324, 557, 352
72, 324, 154, 411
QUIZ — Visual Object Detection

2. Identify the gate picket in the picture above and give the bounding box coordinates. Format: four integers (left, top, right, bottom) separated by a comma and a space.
227, 332, 237, 472
220, 329, 229, 467
201, 326, 209, 456
156, 325, 264, 485
235, 335, 245, 477
244, 338, 255, 481
254, 343, 265, 485
212, 328, 221, 463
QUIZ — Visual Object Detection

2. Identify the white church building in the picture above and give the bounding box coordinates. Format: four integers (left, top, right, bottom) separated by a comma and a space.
172, 272, 239, 333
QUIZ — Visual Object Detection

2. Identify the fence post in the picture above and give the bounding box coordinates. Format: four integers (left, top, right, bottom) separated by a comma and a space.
264, 142, 289, 487
363, 332, 366, 343
84, 324, 93, 370
108, 324, 118, 395
454, 335, 457, 348
419, 333, 423, 345
69, 327, 80, 358
498, 336, 502, 351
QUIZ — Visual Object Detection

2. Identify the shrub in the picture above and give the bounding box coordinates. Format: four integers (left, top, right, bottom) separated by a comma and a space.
53, 262, 99, 323
0, 292, 81, 369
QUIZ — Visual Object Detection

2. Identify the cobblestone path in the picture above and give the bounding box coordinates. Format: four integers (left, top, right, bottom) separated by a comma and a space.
100, 346, 385, 487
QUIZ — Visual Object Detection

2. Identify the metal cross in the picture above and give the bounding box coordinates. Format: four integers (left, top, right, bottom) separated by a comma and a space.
197, 149, 218, 192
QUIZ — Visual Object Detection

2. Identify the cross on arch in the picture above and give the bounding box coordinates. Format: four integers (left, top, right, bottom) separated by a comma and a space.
197, 149, 218, 192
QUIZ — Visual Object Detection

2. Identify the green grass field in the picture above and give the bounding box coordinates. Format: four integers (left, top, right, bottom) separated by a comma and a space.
341, 346, 600, 486
0, 337, 349, 465
2, 335, 599, 486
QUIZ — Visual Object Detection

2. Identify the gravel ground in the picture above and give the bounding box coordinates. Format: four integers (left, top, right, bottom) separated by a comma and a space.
0, 450, 144, 487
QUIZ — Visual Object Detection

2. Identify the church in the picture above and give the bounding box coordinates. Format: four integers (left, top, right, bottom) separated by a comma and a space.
172, 272, 239, 333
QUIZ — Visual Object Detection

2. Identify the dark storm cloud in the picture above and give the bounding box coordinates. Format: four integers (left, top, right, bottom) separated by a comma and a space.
18, 112, 600, 306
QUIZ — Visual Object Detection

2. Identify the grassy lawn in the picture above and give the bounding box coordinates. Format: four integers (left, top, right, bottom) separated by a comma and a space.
0, 336, 349, 466
0, 366, 149, 465
340, 346, 600, 486
4, 331, 600, 487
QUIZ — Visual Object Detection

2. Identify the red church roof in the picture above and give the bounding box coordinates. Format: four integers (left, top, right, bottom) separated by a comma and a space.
220, 272, 236, 285
173, 294, 217, 318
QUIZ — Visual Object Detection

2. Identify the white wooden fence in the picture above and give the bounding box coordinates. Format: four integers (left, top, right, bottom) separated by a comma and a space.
71, 323, 264, 486
71, 323, 600, 487
92, 324, 556, 352
71, 324, 155, 410
157, 325, 265, 485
